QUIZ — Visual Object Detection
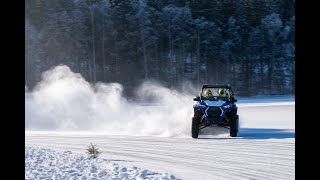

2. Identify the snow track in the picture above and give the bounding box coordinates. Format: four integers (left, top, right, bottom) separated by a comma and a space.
26, 99, 294, 180
26, 132, 294, 180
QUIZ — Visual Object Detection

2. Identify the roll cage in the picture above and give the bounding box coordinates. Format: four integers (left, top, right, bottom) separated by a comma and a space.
194, 84, 237, 103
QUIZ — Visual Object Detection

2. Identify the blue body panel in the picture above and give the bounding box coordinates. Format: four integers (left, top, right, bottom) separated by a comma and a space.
193, 100, 237, 125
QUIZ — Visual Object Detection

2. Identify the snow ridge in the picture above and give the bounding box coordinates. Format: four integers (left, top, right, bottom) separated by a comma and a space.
25, 146, 179, 180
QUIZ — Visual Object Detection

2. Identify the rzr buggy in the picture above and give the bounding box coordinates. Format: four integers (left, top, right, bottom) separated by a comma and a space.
192, 85, 239, 138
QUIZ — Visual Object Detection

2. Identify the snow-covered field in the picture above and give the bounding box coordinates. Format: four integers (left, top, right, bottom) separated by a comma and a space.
26, 98, 294, 180
25, 65, 294, 179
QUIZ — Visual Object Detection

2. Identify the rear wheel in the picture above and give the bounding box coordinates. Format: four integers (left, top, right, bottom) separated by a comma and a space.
230, 115, 239, 137
192, 116, 200, 138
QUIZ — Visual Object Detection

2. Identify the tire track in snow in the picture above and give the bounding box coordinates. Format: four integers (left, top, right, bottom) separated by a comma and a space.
26, 99, 295, 179
26, 133, 294, 180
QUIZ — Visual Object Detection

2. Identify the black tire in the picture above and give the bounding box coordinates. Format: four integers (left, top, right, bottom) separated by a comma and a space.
230, 115, 239, 137
192, 116, 200, 138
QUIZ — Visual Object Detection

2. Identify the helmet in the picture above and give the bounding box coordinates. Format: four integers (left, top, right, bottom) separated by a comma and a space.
218, 88, 228, 97
204, 89, 213, 97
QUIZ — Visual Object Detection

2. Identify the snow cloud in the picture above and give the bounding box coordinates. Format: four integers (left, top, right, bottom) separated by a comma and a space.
25, 65, 194, 137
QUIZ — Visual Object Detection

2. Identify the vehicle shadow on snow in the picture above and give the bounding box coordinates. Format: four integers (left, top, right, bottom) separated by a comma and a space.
238, 128, 295, 139
198, 128, 295, 140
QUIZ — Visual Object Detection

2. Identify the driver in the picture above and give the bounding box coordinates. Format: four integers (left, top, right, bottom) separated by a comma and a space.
204, 89, 213, 98
218, 88, 228, 97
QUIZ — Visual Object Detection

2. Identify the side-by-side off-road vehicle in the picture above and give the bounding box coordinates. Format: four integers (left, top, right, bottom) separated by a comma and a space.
192, 85, 239, 138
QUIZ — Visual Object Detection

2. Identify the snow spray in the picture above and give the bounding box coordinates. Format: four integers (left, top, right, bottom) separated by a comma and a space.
25, 65, 198, 137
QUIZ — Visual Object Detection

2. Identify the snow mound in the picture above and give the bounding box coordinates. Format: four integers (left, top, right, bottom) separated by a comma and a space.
25, 146, 179, 180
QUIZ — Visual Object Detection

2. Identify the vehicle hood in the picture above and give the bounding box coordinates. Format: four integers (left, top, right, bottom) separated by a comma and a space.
202, 100, 226, 107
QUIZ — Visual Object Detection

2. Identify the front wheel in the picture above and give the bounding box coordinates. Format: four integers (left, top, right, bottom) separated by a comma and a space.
230, 115, 239, 137
191, 116, 200, 138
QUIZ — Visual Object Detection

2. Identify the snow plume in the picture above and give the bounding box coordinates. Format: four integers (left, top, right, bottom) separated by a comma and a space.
25, 65, 194, 137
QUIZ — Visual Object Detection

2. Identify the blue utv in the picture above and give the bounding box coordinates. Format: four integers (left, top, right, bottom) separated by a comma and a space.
192, 85, 239, 138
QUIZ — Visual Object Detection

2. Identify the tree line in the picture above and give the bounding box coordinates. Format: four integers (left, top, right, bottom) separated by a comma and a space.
25, 0, 295, 97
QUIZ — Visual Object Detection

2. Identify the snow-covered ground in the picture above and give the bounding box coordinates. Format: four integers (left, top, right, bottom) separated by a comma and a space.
26, 98, 294, 180
25, 146, 178, 180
